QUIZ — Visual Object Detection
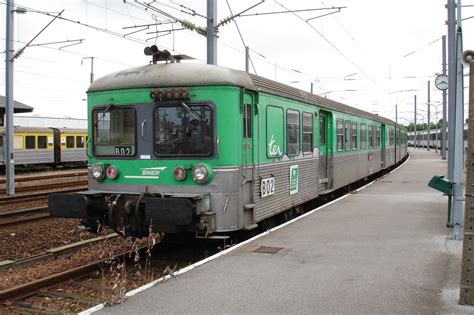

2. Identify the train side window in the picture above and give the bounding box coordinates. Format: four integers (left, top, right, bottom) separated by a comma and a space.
344, 120, 350, 151
14, 136, 23, 149
360, 123, 367, 150
351, 121, 357, 150
0, 136, 3, 147
25, 136, 35, 149
376, 127, 381, 147
66, 136, 75, 148
287, 109, 300, 156
336, 119, 344, 151
38, 136, 47, 149
302, 112, 313, 154
319, 115, 326, 146
369, 126, 374, 149
243, 104, 252, 139
76, 136, 85, 148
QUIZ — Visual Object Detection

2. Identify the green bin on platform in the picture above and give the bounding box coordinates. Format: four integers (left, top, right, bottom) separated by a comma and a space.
428, 175, 453, 195
427, 175, 453, 227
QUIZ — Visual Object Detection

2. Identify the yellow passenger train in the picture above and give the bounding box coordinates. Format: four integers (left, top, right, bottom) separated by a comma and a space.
0, 127, 87, 168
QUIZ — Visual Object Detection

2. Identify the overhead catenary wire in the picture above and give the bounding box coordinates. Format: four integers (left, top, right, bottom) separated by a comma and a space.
225, 0, 258, 75
273, 1, 390, 98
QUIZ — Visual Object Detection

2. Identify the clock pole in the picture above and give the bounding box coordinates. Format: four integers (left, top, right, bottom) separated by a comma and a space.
442, 35, 447, 160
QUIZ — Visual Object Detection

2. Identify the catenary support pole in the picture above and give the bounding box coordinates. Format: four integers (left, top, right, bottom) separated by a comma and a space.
428, 80, 431, 151
452, 0, 464, 240
414, 95, 417, 148
245, 46, 249, 72
207, 0, 217, 65
442, 35, 447, 159
447, 0, 456, 180
459, 53, 474, 305
5, 0, 15, 195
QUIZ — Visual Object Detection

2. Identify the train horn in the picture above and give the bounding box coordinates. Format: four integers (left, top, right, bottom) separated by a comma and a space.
460, 50, 474, 66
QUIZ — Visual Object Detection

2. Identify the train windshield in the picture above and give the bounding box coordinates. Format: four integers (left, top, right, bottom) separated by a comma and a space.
93, 106, 135, 157
155, 104, 212, 156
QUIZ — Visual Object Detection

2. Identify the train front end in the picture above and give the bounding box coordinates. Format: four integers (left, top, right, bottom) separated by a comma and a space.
49, 63, 251, 238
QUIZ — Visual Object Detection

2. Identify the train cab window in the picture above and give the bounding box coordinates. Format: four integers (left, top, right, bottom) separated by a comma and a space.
319, 116, 326, 146
66, 136, 75, 148
93, 106, 136, 157
360, 123, 367, 150
155, 104, 212, 156
351, 121, 357, 150
25, 136, 35, 149
344, 120, 350, 151
76, 136, 85, 148
302, 112, 313, 154
287, 110, 300, 156
38, 136, 47, 149
336, 119, 344, 151
243, 104, 252, 139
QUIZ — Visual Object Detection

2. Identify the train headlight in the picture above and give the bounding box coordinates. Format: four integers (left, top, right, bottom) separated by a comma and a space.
173, 166, 187, 181
106, 165, 119, 179
191, 163, 214, 184
91, 164, 105, 181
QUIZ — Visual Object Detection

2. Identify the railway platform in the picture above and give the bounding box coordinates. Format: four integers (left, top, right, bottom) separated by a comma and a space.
93, 149, 472, 314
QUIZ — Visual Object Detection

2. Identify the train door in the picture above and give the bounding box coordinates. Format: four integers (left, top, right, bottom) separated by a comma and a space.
52, 128, 61, 164
242, 91, 256, 229
381, 124, 387, 168
318, 110, 333, 190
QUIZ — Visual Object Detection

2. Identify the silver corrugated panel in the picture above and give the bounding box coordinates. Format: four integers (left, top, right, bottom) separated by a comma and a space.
318, 155, 327, 178
15, 150, 54, 165
60, 148, 87, 163
253, 158, 319, 222
332, 153, 359, 189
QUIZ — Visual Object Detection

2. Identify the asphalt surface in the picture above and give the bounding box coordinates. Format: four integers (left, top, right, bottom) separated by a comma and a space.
95, 149, 472, 314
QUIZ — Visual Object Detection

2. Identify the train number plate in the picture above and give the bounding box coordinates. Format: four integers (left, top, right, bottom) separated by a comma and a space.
260, 177, 275, 198
115, 146, 132, 156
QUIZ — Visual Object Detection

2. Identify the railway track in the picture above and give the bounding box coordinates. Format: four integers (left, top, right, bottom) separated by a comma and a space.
0, 170, 88, 185
0, 235, 217, 314
0, 186, 87, 207
0, 206, 49, 226
0, 234, 119, 303
0, 179, 88, 196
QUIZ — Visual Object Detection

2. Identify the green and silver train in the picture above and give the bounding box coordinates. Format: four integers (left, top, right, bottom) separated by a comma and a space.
49, 61, 408, 238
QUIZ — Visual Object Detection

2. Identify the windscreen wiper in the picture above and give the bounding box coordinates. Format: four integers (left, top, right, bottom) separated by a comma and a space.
94, 104, 114, 127
180, 102, 204, 121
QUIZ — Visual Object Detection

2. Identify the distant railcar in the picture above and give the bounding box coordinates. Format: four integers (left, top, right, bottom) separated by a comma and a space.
49, 62, 408, 239
0, 127, 87, 167
407, 124, 467, 151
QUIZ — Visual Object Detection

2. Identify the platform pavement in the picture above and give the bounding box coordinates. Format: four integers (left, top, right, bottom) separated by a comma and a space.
94, 149, 473, 314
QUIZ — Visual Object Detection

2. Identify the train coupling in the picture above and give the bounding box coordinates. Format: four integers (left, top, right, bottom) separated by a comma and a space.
196, 212, 217, 238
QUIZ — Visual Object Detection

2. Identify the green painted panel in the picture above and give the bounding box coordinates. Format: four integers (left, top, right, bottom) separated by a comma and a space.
266, 105, 284, 158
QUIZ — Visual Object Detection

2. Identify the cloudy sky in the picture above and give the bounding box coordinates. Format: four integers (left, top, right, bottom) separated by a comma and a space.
1, 0, 472, 125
